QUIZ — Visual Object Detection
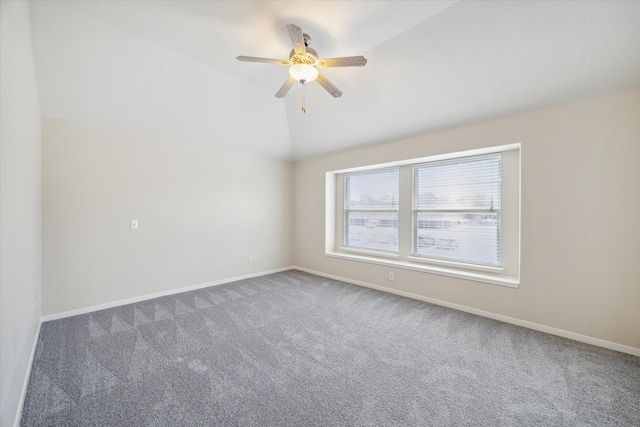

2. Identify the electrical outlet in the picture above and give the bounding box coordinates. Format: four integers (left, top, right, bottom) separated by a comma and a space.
248, 255, 253, 263
130, 220, 139, 230
270, 252, 275, 260
389, 272, 395, 281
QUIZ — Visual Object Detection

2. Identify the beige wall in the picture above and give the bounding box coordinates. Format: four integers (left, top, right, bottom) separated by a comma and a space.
293, 89, 640, 350
42, 118, 293, 315
0, 2, 43, 425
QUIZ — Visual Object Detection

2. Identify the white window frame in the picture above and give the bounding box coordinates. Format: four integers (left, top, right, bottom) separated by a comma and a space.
411, 153, 502, 271
325, 143, 521, 288
342, 167, 399, 256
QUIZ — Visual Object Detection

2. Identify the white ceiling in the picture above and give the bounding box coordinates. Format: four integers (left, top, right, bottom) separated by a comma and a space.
29, 1, 640, 160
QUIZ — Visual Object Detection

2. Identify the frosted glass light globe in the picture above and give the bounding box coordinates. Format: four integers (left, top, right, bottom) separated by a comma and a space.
289, 64, 318, 82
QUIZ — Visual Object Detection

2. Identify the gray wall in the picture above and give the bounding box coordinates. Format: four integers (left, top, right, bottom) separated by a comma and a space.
0, 2, 43, 425
42, 118, 293, 315
293, 89, 640, 351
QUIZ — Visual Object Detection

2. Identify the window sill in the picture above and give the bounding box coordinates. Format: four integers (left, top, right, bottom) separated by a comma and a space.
326, 251, 519, 288
339, 247, 400, 259
407, 256, 503, 274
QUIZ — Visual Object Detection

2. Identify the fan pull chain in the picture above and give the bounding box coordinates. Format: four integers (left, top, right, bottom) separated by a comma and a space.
301, 81, 307, 113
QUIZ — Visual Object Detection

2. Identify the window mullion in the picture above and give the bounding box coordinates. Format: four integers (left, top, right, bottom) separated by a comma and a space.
398, 165, 413, 259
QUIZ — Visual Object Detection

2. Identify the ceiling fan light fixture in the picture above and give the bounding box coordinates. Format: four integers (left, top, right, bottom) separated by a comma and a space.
289, 63, 318, 83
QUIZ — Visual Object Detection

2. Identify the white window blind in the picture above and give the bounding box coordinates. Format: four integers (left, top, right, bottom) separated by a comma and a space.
413, 153, 501, 266
344, 168, 399, 253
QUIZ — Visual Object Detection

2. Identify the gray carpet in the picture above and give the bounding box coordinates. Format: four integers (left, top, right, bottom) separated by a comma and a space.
21, 270, 640, 426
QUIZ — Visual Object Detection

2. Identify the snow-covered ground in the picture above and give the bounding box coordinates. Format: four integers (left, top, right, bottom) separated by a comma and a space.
346, 224, 499, 266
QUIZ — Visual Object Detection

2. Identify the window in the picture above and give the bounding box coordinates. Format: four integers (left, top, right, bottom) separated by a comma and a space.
344, 168, 399, 253
413, 154, 501, 267
327, 143, 520, 287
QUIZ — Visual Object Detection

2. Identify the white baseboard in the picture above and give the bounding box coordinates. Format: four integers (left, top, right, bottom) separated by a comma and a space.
41, 267, 295, 322
13, 318, 42, 427
293, 266, 640, 358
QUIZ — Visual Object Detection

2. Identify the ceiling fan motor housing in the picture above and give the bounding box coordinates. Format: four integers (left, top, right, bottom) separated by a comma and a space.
289, 47, 319, 66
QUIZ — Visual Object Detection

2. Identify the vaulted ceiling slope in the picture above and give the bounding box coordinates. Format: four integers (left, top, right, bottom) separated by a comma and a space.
29, 1, 640, 160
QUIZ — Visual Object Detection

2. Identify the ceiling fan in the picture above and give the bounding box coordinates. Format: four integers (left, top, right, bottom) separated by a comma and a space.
237, 24, 367, 100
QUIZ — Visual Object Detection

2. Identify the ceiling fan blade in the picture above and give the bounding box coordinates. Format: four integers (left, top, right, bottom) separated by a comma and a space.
236, 56, 290, 66
286, 24, 306, 55
316, 56, 368, 68
316, 73, 343, 98
275, 76, 297, 98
